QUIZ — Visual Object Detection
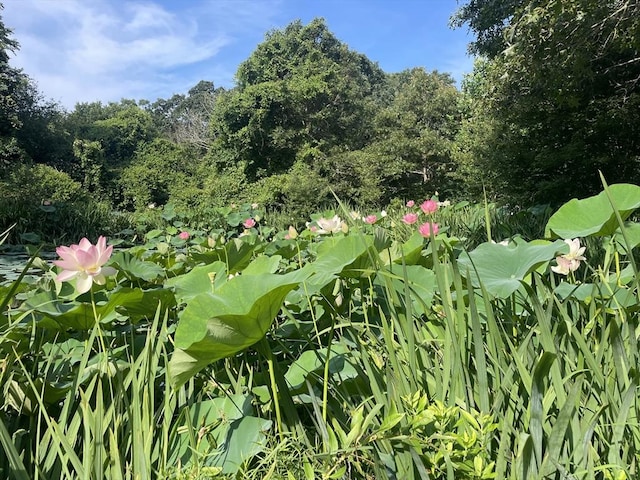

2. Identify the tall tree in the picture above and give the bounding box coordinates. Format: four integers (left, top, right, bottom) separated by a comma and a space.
451, 0, 527, 57
64, 101, 156, 201
0, 4, 30, 170
149, 80, 222, 151
455, 0, 640, 204
370, 68, 462, 201
209, 18, 386, 181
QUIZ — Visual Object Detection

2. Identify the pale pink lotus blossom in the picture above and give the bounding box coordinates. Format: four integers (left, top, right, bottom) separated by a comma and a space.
54, 236, 117, 294
418, 222, 439, 238
363, 215, 377, 224
243, 218, 256, 228
316, 215, 344, 234
284, 225, 298, 240
551, 238, 586, 275
406, 200, 415, 208
551, 256, 578, 275
491, 239, 510, 246
178, 231, 190, 240
563, 238, 586, 261
420, 200, 438, 214
402, 213, 419, 225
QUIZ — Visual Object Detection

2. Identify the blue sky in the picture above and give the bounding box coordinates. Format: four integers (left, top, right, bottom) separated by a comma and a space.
2, 0, 475, 110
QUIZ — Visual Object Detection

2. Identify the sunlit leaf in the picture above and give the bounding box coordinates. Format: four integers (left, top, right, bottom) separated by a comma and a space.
458, 239, 566, 298
545, 184, 640, 238
165, 261, 227, 303
170, 269, 310, 386
111, 251, 164, 282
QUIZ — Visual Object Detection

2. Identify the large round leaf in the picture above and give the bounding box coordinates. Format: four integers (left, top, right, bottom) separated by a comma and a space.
305, 235, 377, 291
165, 261, 227, 304
170, 269, 309, 386
458, 240, 566, 298
111, 251, 164, 282
22, 287, 175, 329
545, 184, 640, 238
379, 232, 425, 266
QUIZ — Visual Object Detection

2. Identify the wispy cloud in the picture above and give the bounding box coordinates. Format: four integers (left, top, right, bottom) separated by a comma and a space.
2, 0, 474, 109
3, 0, 281, 109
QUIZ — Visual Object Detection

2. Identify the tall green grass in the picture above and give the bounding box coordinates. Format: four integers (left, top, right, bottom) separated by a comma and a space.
1, 194, 638, 479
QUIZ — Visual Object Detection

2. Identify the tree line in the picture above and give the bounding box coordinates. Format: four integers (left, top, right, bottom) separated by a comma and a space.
1, 1, 639, 230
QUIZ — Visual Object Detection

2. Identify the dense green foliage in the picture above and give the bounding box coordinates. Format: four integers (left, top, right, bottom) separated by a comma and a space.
2, 3, 640, 474
1, 184, 639, 478
0, 2, 639, 235
455, 0, 640, 203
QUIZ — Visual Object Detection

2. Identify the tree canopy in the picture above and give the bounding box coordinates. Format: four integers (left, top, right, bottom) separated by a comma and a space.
455, 0, 640, 204
2, 7, 640, 225
210, 18, 386, 181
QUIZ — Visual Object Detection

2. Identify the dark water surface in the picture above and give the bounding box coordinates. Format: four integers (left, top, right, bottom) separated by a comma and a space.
0, 251, 56, 282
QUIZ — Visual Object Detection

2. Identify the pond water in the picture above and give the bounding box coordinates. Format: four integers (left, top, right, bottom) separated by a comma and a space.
0, 251, 56, 282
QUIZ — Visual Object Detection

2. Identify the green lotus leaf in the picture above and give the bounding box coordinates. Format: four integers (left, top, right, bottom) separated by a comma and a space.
23, 287, 175, 329
168, 394, 270, 474
545, 184, 640, 238
379, 231, 425, 266
307, 235, 377, 289
191, 236, 260, 273
458, 239, 567, 298
242, 254, 282, 275
165, 261, 227, 304
111, 251, 164, 282
211, 415, 272, 474
610, 222, 640, 254
284, 342, 357, 391
170, 269, 310, 387
554, 282, 597, 302
376, 264, 436, 316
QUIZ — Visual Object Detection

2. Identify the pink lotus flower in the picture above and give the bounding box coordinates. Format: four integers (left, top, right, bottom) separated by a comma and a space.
402, 213, 419, 225
562, 238, 586, 262
285, 225, 298, 240
551, 256, 576, 275
363, 215, 377, 224
54, 236, 117, 294
418, 222, 439, 238
243, 218, 256, 228
420, 200, 438, 214
178, 231, 190, 240
406, 200, 415, 208
551, 238, 586, 275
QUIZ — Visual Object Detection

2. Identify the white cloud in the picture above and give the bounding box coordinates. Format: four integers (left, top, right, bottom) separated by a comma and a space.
1, 0, 473, 108
2, 0, 281, 109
